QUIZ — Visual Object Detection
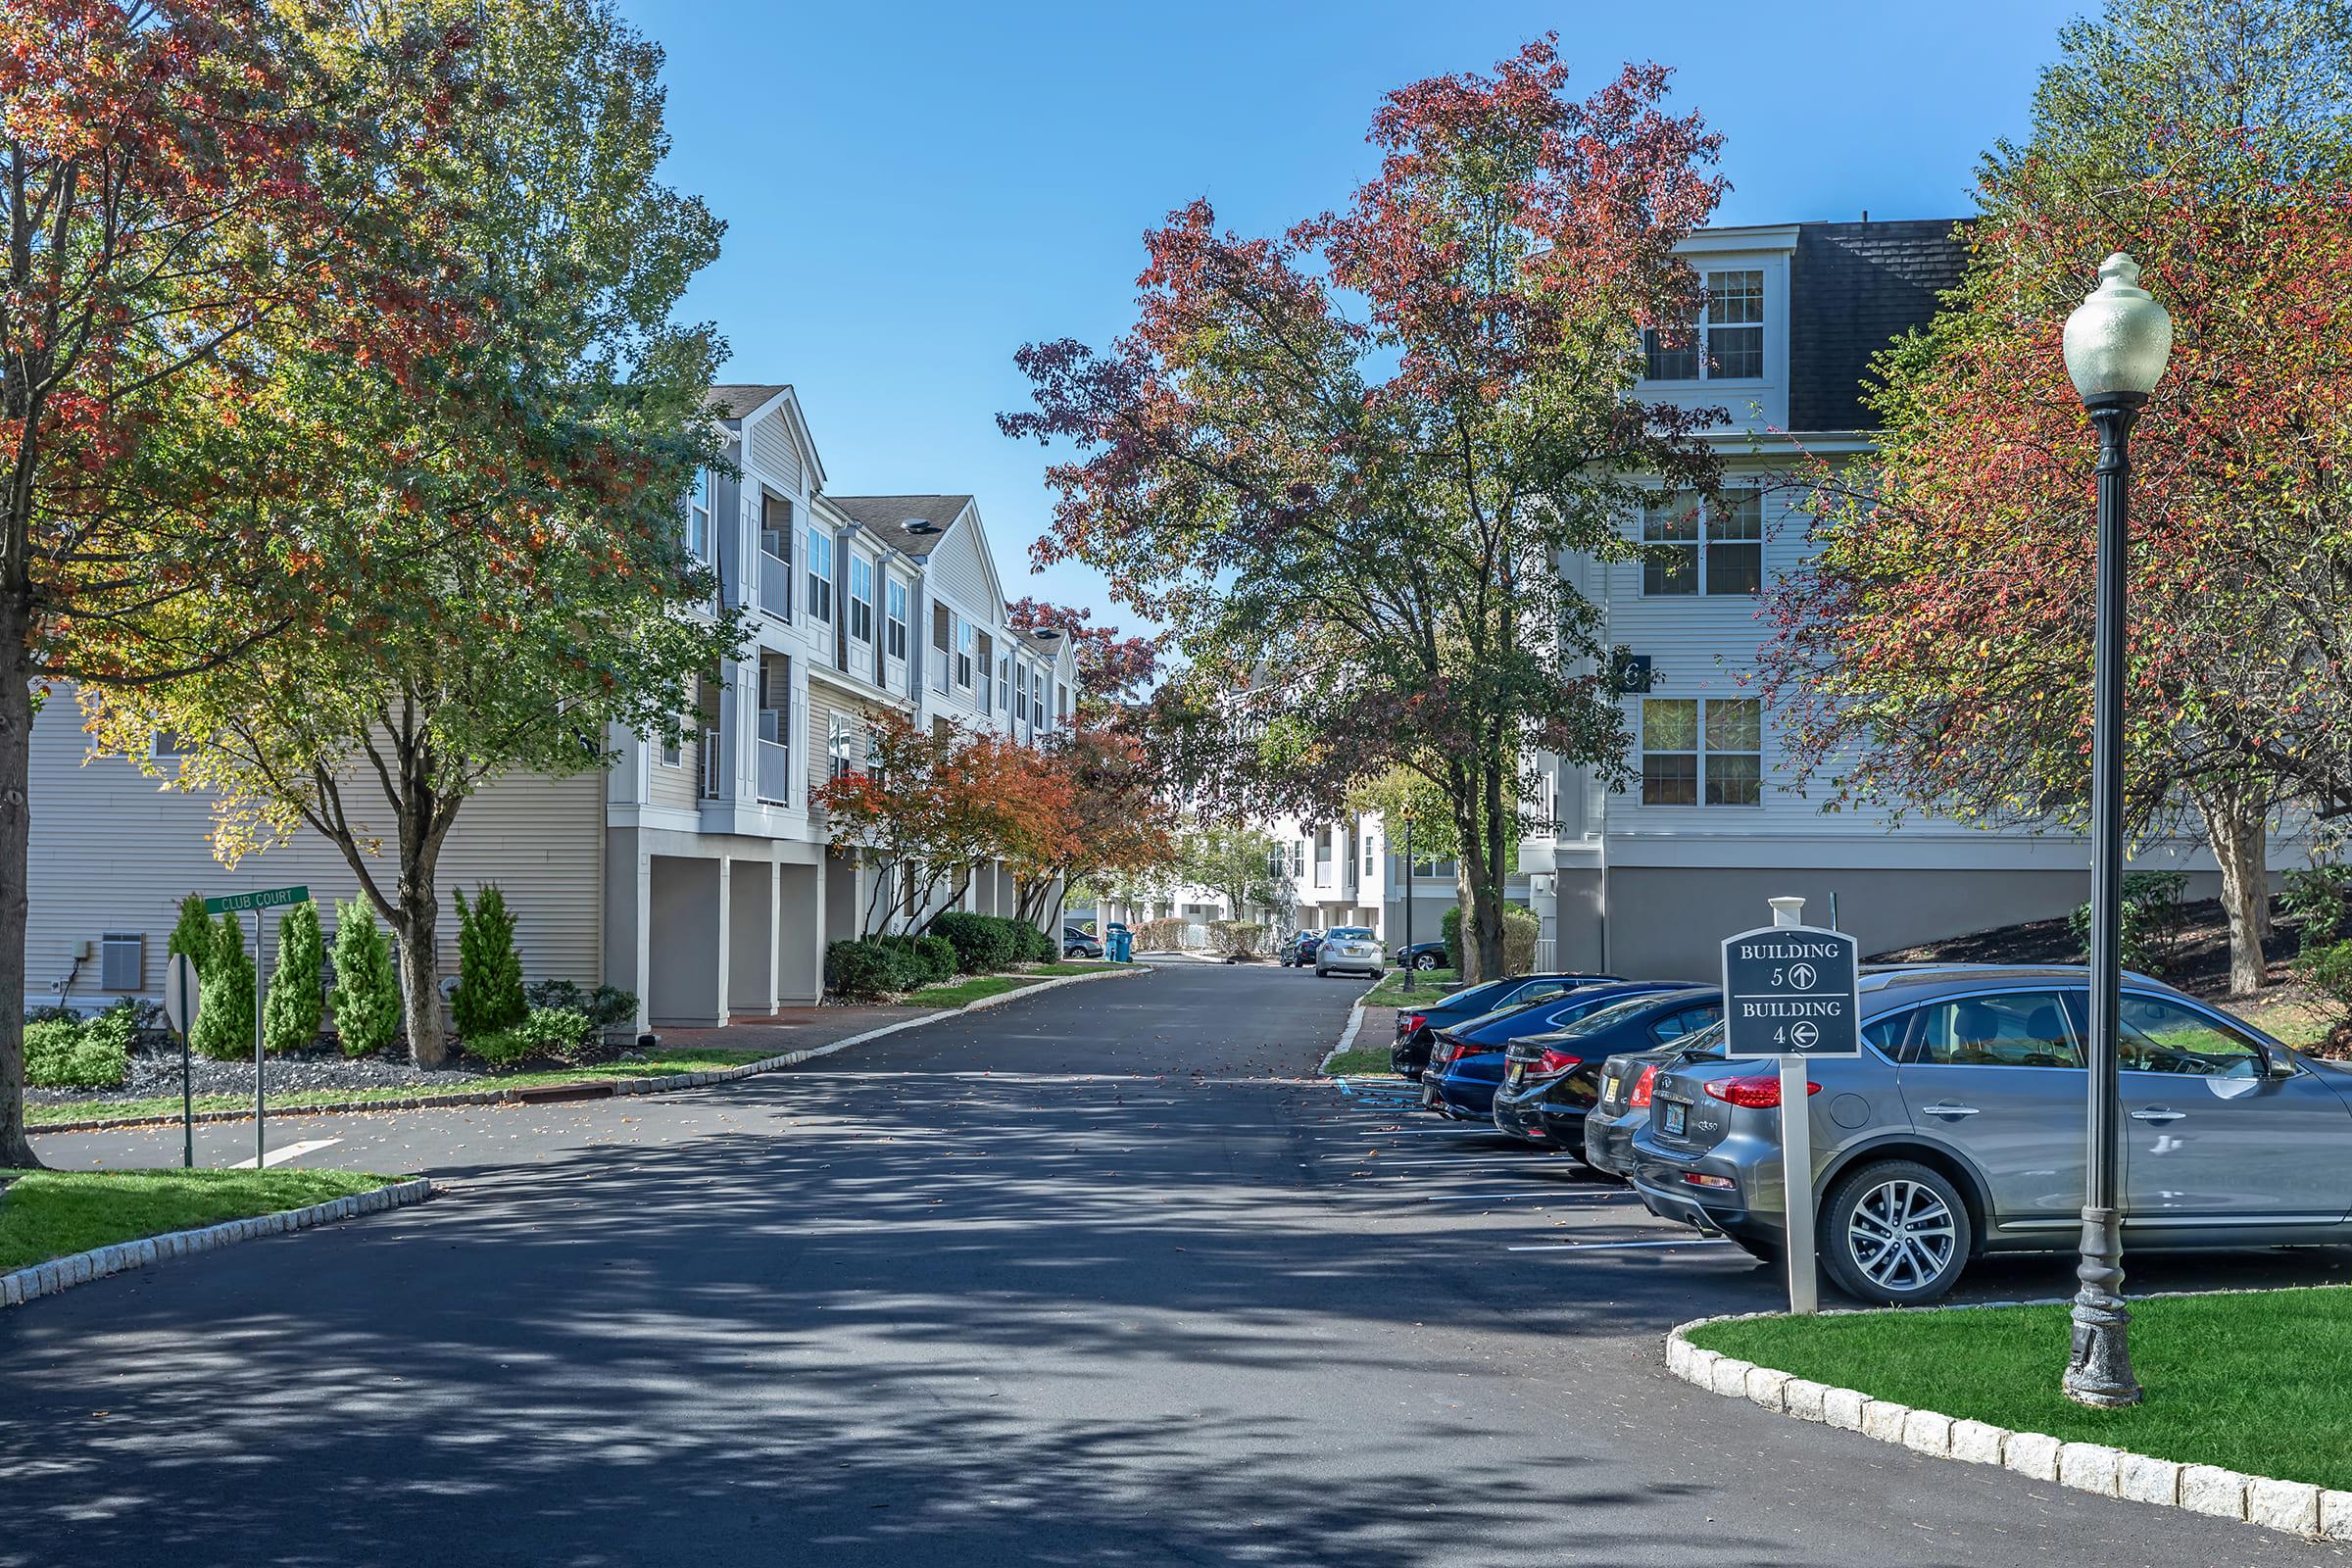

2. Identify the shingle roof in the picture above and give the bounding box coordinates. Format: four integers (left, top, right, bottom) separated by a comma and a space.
702, 384, 790, 419
1788, 220, 1971, 433
828, 494, 974, 552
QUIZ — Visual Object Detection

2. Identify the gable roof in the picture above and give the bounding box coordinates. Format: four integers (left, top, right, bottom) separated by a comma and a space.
1788, 220, 1971, 433
702, 384, 791, 420
828, 494, 976, 555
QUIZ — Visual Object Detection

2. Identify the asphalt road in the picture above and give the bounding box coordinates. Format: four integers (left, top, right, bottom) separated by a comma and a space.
5, 961, 2347, 1567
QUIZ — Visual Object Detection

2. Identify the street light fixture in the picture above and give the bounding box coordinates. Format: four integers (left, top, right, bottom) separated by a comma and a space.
2059, 253, 2172, 1409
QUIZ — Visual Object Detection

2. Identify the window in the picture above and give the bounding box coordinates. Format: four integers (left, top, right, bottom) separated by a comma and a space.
955, 618, 974, 687
151, 731, 196, 760
886, 580, 908, 660
1641, 270, 1767, 380
1363, 833, 1375, 876
848, 556, 873, 643
1290, 842, 1305, 877
1035, 670, 1049, 727
1014, 662, 1029, 721
1906, 992, 2082, 1069
1640, 697, 1761, 807
1705, 270, 1764, 378
805, 525, 834, 621
1314, 831, 1333, 884
760, 493, 791, 562
1642, 491, 1762, 596
976, 633, 995, 709
827, 712, 856, 780
1409, 854, 1457, 880
686, 469, 712, 561
2119, 995, 2268, 1078
1649, 1004, 1724, 1043
659, 730, 681, 767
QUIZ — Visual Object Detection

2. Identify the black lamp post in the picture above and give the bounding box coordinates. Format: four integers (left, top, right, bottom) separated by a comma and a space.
2059, 253, 2173, 1409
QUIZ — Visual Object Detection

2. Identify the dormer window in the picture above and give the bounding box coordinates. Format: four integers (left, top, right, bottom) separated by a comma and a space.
1642, 269, 1767, 381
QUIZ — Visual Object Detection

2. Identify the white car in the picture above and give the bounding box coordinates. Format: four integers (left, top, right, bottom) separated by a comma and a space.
1315, 927, 1385, 979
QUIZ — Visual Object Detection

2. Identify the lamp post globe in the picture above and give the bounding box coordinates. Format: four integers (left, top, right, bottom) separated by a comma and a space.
2059, 252, 2171, 1410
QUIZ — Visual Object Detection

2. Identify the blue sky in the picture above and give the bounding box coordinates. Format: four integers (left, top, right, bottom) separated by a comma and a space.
617, 0, 2078, 629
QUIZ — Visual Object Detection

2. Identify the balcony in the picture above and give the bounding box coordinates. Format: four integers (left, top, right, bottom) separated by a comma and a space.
760, 550, 791, 617
757, 738, 791, 806
700, 727, 723, 800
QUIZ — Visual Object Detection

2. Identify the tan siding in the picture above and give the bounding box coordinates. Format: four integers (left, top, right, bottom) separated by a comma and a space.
649, 732, 700, 809
28, 707, 605, 1008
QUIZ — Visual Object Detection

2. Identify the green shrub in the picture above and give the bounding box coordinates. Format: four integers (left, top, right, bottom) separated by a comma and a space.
1441, 905, 1461, 972
1013, 919, 1055, 963
167, 893, 214, 971
2285, 865, 2352, 958
524, 978, 638, 1029
261, 900, 326, 1053
878, 934, 956, 986
452, 885, 528, 1038
189, 910, 257, 1062
84, 999, 146, 1054
930, 911, 1017, 973
24, 1016, 129, 1089
828, 938, 918, 1001
328, 898, 403, 1057
465, 1005, 592, 1067
2067, 870, 2188, 975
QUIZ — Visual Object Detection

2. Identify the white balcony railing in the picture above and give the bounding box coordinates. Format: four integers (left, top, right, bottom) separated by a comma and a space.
700, 727, 723, 800
1534, 938, 1557, 972
757, 738, 791, 806
760, 550, 791, 617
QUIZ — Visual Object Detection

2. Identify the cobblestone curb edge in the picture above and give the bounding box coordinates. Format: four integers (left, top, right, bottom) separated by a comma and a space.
1665, 1304, 2351, 1543
0, 1176, 434, 1312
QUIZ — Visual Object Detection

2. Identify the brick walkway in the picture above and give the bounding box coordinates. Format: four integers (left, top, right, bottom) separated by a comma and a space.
654, 1004, 935, 1055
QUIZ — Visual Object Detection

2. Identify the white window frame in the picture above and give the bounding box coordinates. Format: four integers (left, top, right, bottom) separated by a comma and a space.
1641, 268, 1767, 382
686, 468, 712, 561
955, 618, 974, 688
1640, 489, 1762, 597
1638, 695, 1762, 808
848, 555, 873, 643
1014, 664, 1029, 722
827, 712, 856, 780
885, 579, 908, 661
150, 731, 196, 760
806, 525, 836, 622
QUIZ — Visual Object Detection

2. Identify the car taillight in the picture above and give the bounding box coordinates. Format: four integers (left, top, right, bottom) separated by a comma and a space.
1399, 1012, 1426, 1033
1455, 1040, 1500, 1057
1702, 1075, 1823, 1109
1629, 1064, 1658, 1107
1533, 1048, 1582, 1075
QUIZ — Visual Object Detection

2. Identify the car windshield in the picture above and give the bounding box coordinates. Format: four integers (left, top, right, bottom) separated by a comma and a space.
1329, 927, 1372, 940
1543, 994, 1668, 1037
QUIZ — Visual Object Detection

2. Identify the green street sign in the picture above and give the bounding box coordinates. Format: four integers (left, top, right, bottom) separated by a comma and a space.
204, 885, 310, 915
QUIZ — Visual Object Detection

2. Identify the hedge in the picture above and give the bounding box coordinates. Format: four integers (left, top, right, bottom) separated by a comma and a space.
1441, 904, 1542, 973
929, 912, 1019, 973
24, 1014, 130, 1089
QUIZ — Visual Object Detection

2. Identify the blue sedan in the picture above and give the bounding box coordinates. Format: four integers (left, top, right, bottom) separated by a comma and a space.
1422, 982, 1692, 1120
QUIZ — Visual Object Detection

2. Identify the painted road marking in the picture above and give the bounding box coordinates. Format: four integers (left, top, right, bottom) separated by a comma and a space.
231, 1138, 343, 1169
1504, 1238, 1735, 1252
1420, 1189, 1636, 1201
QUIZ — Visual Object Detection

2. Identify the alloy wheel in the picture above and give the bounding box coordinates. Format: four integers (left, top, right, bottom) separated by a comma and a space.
1844, 1177, 1957, 1293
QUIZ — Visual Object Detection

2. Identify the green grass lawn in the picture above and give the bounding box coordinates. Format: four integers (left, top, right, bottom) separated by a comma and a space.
1321, 1047, 1396, 1077
0, 1167, 402, 1272
1689, 1290, 2352, 1491
1361, 968, 1458, 1008
2247, 995, 2334, 1050
25, 1049, 781, 1127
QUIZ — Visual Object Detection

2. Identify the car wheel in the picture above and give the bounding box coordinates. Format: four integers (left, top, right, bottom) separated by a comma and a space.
1414, 954, 1440, 971
1820, 1159, 1972, 1306
1314, 963, 1327, 978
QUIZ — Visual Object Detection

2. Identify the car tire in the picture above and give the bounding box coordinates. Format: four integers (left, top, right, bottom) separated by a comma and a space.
1819, 1159, 1973, 1306
1414, 954, 1440, 971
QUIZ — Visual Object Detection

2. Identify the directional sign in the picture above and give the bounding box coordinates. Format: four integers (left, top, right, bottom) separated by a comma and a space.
162, 953, 200, 1035
204, 885, 309, 915
1720, 924, 1862, 1058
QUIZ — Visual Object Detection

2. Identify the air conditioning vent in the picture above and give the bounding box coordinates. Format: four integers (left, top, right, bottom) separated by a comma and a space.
100, 932, 143, 993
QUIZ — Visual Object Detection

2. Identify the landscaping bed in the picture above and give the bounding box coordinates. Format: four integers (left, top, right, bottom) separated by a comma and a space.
1686, 1290, 2352, 1493
0, 1167, 404, 1273
1360, 968, 1458, 1009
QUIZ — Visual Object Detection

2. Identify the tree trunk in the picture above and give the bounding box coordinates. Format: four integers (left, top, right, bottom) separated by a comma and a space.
1451, 814, 1507, 983
394, 830, 447, 1067
2197, 785, 2273, 997
0, 648, 41, 1168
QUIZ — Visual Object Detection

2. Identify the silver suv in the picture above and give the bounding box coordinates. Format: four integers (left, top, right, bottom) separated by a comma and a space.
1630, 965, 2352, 1304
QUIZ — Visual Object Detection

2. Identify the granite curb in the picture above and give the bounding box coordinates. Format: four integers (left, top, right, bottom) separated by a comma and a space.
0, 1176, 433, 1312
35, 965, 1144, 1134
1665, 1302, 2345, 1544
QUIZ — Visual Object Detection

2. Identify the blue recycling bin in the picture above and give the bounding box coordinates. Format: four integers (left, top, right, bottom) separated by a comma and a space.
1109, 929, 1133, 963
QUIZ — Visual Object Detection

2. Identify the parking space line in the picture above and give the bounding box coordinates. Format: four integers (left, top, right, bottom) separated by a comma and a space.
1420, 1190, 1635, 1201
1504, 1238, 1734, 1252
230, 1137, 342, 1170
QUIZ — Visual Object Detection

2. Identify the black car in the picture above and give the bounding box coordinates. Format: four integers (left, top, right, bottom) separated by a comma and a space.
1390, 971, 1619, 1078
1584, 1020, 1727, 1179
1491, 988, 1723, 1157
1063, 925, 1103, 959
1282, 930, 1327, 967
1390, 940, 1448, 971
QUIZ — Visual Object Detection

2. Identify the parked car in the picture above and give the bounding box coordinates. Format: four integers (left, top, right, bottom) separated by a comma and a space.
1422, 983, 1689, 1119
1391, 971, 1620, 1078
1391, 940, 1448, 971
1282, 931, 1325, 968
1586, 1020, 1727, 1180
1629, 963, 2352, 1305
1315, 927, 1383, 978
1063, 926, 1103, 959
1492, 989, 1723, 1153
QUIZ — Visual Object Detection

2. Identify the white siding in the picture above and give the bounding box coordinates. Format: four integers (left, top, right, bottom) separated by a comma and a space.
747, 410, 804, 495
28, 707, 605, 1008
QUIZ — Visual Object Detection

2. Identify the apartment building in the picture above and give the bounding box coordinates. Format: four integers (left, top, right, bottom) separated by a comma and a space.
24, 381, 1075, 1032
1517, 219, 2302, 979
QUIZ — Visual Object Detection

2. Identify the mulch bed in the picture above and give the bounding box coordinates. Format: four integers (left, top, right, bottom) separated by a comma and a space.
1865, 895, 2307, 1002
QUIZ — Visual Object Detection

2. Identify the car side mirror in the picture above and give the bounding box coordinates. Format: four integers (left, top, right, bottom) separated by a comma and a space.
2267, 1047, 2299, 1079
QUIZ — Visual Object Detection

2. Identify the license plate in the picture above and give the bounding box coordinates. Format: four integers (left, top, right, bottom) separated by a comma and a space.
1506, 1062, 1524, 1087
1663, 1099, 1689, 1137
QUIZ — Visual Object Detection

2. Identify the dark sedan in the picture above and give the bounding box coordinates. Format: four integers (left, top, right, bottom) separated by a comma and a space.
1493, 989, 1723, 1157
1584, 1020, 1726, 1179
1391, 971, 1619, 1078
1281, 931, 1323, 968
1063, 926, 1103, 959
1391, 941, 1448, 971
1422, 982, 1687, 1120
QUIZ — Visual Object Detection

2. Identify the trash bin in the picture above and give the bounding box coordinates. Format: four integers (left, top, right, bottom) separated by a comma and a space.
1110, 929, 1133, 963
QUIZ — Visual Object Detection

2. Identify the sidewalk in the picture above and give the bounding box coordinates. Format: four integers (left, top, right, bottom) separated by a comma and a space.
656, 1004, 932, 1054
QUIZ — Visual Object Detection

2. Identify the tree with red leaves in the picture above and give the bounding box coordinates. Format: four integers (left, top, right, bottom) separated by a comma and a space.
0, 0, 476, 1162
1005, 597, 1162, 722
1759, 0, 2352, 995
1003, 37, 1724, 980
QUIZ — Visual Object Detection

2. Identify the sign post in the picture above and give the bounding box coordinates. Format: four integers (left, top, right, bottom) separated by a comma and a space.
1721, 896, 1861, 1316
205, 887, 307, 1166
162, 953, 201, 1168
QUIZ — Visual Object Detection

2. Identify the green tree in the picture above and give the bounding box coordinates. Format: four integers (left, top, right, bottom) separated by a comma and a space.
168, 895, 216, 974
189, 913, 257, 1063
328, 899, 403, 1058
1004, 41, 1724, 981
1175, 824, 1292, 924
451, 886, 527, 1038
262, 901, 326, 1054
84, 0, 740, 1065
